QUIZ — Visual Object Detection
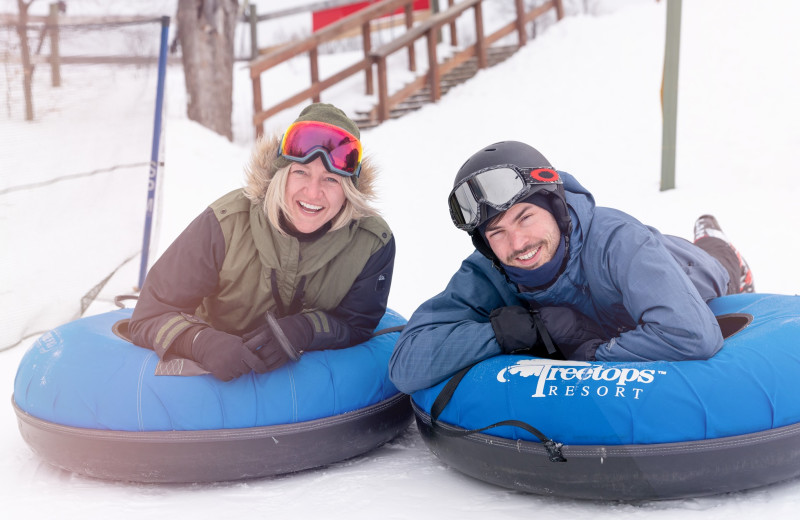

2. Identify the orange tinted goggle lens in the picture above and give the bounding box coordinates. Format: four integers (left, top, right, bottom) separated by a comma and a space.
279, 121, 362, 177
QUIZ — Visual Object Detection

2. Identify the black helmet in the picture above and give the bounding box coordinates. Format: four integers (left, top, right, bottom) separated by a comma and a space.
454, 141, 552, 187
450, 142, 572, 264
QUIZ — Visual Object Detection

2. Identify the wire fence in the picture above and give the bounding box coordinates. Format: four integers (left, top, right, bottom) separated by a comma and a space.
1, 14, 167, 351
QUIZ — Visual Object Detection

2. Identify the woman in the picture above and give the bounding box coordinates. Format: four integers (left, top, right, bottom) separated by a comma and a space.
129, 103, 395, 381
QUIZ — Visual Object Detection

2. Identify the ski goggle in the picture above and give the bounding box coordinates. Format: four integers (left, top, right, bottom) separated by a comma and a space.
448, 165, 561, 232
278, 120, 363, 177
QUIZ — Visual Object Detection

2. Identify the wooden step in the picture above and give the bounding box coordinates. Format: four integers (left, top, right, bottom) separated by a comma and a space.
354, 44, 522, 129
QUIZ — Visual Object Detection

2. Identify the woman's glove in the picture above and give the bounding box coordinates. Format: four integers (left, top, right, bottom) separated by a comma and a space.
244, 313, 315, 365
191, 328, 269, 381
241, 322, 293, 371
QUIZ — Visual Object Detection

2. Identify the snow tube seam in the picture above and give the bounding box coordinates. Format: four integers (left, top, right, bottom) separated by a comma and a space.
289, 366, 298, 422
669, 362, 708, 439
414, 400, 800, 456
14, 393, 413, 483
136, 352, 153, 431
15, 393, 410, 441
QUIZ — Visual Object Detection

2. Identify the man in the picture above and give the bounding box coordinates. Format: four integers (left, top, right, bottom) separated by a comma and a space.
389, 141, 753, 395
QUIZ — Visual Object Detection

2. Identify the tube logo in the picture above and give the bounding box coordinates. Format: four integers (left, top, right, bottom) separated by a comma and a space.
497, 359, 661, 400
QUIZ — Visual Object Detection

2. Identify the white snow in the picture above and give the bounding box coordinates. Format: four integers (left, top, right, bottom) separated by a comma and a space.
2, 0, 800, 516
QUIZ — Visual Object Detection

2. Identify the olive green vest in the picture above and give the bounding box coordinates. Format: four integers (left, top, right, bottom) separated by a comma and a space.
195, 189, 391, 334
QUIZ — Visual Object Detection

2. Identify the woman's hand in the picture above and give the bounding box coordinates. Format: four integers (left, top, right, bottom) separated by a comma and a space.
191, 328, 269, 381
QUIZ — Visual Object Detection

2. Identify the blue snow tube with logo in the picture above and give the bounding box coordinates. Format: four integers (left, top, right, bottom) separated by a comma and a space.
12, 308, 411, 483
411, 293, 800, 500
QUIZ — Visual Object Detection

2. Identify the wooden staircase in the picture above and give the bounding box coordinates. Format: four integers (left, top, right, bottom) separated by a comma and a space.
353, 44, 519, 129
249, 0, 565, 138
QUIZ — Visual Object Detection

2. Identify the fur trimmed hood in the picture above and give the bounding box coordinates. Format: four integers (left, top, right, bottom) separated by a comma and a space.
243, 134, 379, 206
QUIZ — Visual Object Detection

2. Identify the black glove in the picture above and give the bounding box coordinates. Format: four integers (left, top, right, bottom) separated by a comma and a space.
241, 323, 292, 371
537, 306, 606, 360
244, 313, 315, 365
490, 305, 606, 360
490, 306, 541, 354
191, 327, 269, 381
567, 338, 603, 361
273, 313, 313, 352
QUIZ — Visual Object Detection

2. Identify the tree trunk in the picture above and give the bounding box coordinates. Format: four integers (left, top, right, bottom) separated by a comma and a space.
176, 0, 238, 141
15, 0, 35, 121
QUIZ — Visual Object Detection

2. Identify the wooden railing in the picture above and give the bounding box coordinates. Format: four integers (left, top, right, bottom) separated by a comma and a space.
249, 0, 564, 137
249, 0, 420, 138
370, 0, 563, 122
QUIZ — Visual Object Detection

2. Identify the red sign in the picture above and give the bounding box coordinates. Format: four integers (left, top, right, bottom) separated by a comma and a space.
312, 0, 431, 32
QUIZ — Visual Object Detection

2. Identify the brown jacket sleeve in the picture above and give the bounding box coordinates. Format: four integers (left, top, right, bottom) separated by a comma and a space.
128, 207, 225, 358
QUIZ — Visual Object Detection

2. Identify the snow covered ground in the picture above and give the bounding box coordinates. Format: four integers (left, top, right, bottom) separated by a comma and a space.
2, 0, 800, 516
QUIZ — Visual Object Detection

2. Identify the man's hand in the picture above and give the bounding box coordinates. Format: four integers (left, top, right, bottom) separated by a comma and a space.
491, 306, 538, 353
490, 305, 605, 360
537, 306, 605, 360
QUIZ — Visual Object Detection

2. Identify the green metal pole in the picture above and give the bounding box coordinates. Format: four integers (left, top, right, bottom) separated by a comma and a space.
660, 0, 682, 191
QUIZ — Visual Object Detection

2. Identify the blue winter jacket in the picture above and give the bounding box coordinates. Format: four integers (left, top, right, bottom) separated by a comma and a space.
388, 172, 730, 395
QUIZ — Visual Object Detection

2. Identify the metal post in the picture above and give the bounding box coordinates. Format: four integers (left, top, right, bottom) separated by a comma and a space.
362, 22, 373, 95
48, 2, 61, 87
431, 0, 441, 44
138, 16, 170, 290
405, 3, 416, 72
448, 0, 457, 47
660, 0, 682, 191
249, 3, 258, 60
514, 0, 526, 48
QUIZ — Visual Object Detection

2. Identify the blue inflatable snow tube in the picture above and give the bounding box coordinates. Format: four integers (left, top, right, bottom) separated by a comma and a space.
412, 293, 800, 500
12, 308, 412, 483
